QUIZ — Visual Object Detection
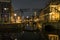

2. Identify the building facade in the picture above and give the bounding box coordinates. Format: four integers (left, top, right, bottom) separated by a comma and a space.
49, 4, 60, 22
0, 0, 11, 23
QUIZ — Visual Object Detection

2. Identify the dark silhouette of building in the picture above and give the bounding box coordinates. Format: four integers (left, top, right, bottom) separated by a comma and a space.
0, 0, 12, 23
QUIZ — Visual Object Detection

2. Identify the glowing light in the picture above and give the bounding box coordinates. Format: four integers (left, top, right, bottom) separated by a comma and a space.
34, 18, 39, 22
4, 8, 8, 10
26, 16, 29, 18
16, 16, 22, 23
57, 4, 60, 11
14, 14, 17, 16
15, 38, 17, 40
58, 7, 60, 11
49, 12, 59, 22
11, 16, 15, 23
37, 23, 42, 29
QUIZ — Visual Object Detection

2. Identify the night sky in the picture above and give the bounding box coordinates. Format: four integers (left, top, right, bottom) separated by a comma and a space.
11, 0, 50, 16
12, 0, 50, 10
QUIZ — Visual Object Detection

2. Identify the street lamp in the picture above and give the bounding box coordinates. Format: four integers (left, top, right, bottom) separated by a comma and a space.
14, 14, 17, 23
4, 8, 8, 10
14, 14, 17, 16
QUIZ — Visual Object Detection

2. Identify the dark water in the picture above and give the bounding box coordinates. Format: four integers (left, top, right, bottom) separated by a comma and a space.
0, 24, 48, 40
0, 31, 48, 40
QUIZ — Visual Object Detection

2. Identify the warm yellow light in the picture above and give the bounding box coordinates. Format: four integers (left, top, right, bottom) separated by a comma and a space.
34, 18, 39, 22
16, 16, 22, 23
49, 12, 59, 22
58, 7, 60, 11
37, 23, 42, 29
11, 16, 15, 23
57, 4, 60, 11
14, 14, 17, 16
17, 16, 20, 19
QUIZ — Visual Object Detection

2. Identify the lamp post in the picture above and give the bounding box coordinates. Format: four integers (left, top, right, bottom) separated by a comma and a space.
14, 14, 17, 23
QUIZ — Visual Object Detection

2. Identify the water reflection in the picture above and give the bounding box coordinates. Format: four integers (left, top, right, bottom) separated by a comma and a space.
0, 23, 48, 40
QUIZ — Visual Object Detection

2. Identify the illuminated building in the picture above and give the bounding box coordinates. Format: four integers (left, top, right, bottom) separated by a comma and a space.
41, 0, 60, 22
49, 2, 60, 22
